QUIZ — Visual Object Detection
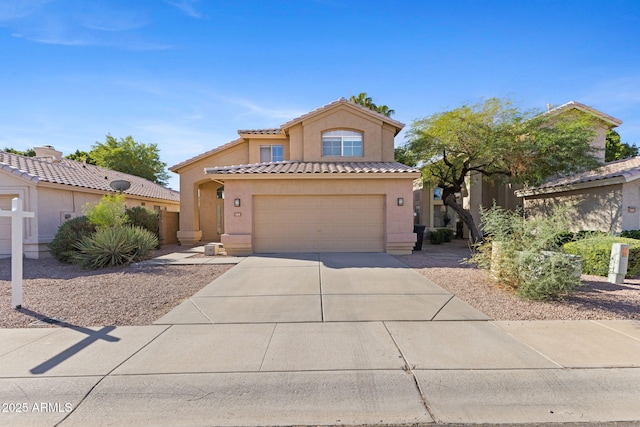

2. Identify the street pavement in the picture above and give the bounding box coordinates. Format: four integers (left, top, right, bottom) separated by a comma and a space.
0, 251, 639, 426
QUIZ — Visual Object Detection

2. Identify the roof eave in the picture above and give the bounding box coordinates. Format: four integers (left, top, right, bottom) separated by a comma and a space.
280, 98, 405, 134
547, 101, 623, 128
516, 175, 627, 197
169, 138, 245, 172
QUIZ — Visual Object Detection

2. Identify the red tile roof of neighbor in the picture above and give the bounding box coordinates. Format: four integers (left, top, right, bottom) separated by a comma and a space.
0, 151, 180, 202
205, 161, 421, 175
517, 156, 640, 196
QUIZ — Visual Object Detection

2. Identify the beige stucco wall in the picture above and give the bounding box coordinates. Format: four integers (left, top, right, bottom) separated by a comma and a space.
199, 180, 224, 242
34, 186, 178, 257
296, 106, 392, 163
247, 137, 289, 164
219, 176, 416, 255
523, 184, 624, 233
175, 142, 249, 244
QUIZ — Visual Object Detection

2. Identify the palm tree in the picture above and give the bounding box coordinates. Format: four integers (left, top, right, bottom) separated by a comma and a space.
375, 104, 395, 117
349, 92, 395, 117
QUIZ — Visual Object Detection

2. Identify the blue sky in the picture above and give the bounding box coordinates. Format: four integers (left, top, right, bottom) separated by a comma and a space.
1, 0, 639, 190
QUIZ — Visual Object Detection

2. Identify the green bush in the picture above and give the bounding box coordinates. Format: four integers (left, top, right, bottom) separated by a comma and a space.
126, 206, 160, 247
563, 236, 640, 278
83, 194, 128, 229
428, 229, 443, 244
73, 226, 158, 269
620, 229, 640, 240
468, 204, 582, 300
48, 216, 96, 263
436, 228, 454, 242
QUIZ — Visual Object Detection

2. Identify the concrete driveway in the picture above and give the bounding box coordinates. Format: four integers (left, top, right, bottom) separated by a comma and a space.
3, 251, 640, 426
155, 252, 489, 324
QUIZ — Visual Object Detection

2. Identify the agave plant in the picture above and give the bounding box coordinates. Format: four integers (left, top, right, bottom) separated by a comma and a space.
73, 226, 158, 269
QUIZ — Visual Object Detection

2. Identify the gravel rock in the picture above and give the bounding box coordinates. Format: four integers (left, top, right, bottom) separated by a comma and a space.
396, 241, 640, 321
0, 246, 231, 328
2, 242, 638, 328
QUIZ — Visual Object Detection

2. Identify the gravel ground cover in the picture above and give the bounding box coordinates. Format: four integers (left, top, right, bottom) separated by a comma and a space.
2, 242, 638, 328
396, 240, 640, 320
0, 245, 231, 328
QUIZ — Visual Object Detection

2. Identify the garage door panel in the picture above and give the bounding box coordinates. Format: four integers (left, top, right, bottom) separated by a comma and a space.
253, 195, 384, 253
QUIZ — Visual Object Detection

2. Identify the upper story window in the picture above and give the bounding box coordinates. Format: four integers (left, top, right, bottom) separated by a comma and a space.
322, 130, 363, 157
260, 145, 284, 162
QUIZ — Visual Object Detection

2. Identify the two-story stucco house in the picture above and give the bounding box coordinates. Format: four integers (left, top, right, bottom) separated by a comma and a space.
170, 98, 421, 255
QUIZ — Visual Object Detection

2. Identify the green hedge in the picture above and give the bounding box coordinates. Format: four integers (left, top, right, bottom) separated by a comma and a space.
563, 236, 640, 278
621, 229, 640, 240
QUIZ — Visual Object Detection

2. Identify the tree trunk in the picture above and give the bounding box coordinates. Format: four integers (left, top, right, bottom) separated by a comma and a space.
443, 193, 483, 244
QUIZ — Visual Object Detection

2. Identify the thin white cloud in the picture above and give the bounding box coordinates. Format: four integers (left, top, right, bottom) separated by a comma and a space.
164, 0, 203, 19
0, 0, 53, 21
221, 96, 307, 123
0, 0, 171, 51
580, 76, 640, 113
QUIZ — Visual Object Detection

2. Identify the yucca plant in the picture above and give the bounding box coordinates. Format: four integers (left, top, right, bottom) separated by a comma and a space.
73, 226, 158, 269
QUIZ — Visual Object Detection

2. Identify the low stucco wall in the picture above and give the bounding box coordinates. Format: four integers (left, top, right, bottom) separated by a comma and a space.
522, 183, 624, 233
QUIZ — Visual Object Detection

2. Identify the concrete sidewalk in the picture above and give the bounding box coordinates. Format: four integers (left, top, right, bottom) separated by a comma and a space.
1, 252, 639, 427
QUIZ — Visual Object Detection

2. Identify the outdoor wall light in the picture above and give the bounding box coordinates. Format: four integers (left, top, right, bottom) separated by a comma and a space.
397, 197, 404, 206
234, 198, 241, 207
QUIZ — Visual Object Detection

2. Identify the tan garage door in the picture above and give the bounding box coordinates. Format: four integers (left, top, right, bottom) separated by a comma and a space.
0, 196, 12, 254
253, 195, 384, 253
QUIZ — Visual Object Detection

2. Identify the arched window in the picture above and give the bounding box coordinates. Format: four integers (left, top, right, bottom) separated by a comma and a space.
322, 130, 363, 157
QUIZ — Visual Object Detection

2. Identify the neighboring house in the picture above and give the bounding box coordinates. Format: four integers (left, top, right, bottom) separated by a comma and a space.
170, 98, 421, 255
1, 146, 180, 258
413, 101, 623, 237
516, 156, 640, 234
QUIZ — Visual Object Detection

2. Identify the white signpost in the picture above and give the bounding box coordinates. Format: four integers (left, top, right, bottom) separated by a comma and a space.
0, 197, 35, 309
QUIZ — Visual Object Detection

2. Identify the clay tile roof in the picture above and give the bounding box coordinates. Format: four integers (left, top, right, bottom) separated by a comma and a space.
517, 156, 640, 196
280, 98, 405, 133
0, 151, 180, 202
237, 128, 284, 135
205, 161, 421, 175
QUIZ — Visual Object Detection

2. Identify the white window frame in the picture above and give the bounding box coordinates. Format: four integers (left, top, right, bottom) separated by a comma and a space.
322, 130, 363, 157
260, 145, 284, 162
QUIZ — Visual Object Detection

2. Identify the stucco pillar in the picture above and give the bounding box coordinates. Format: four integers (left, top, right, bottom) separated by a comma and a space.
177, 181, 202, 245
385, 179, 417, 255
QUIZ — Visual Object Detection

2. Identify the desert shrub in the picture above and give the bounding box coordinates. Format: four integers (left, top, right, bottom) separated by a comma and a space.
620, 229, 640, 240
126, 206, 160, 246
563, 236, 640, 278
48, 216, 96, 263
468, 204, 582, 300
517, 251, 582, 300
73, 226, 158, 269
83, 194, 128, 229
